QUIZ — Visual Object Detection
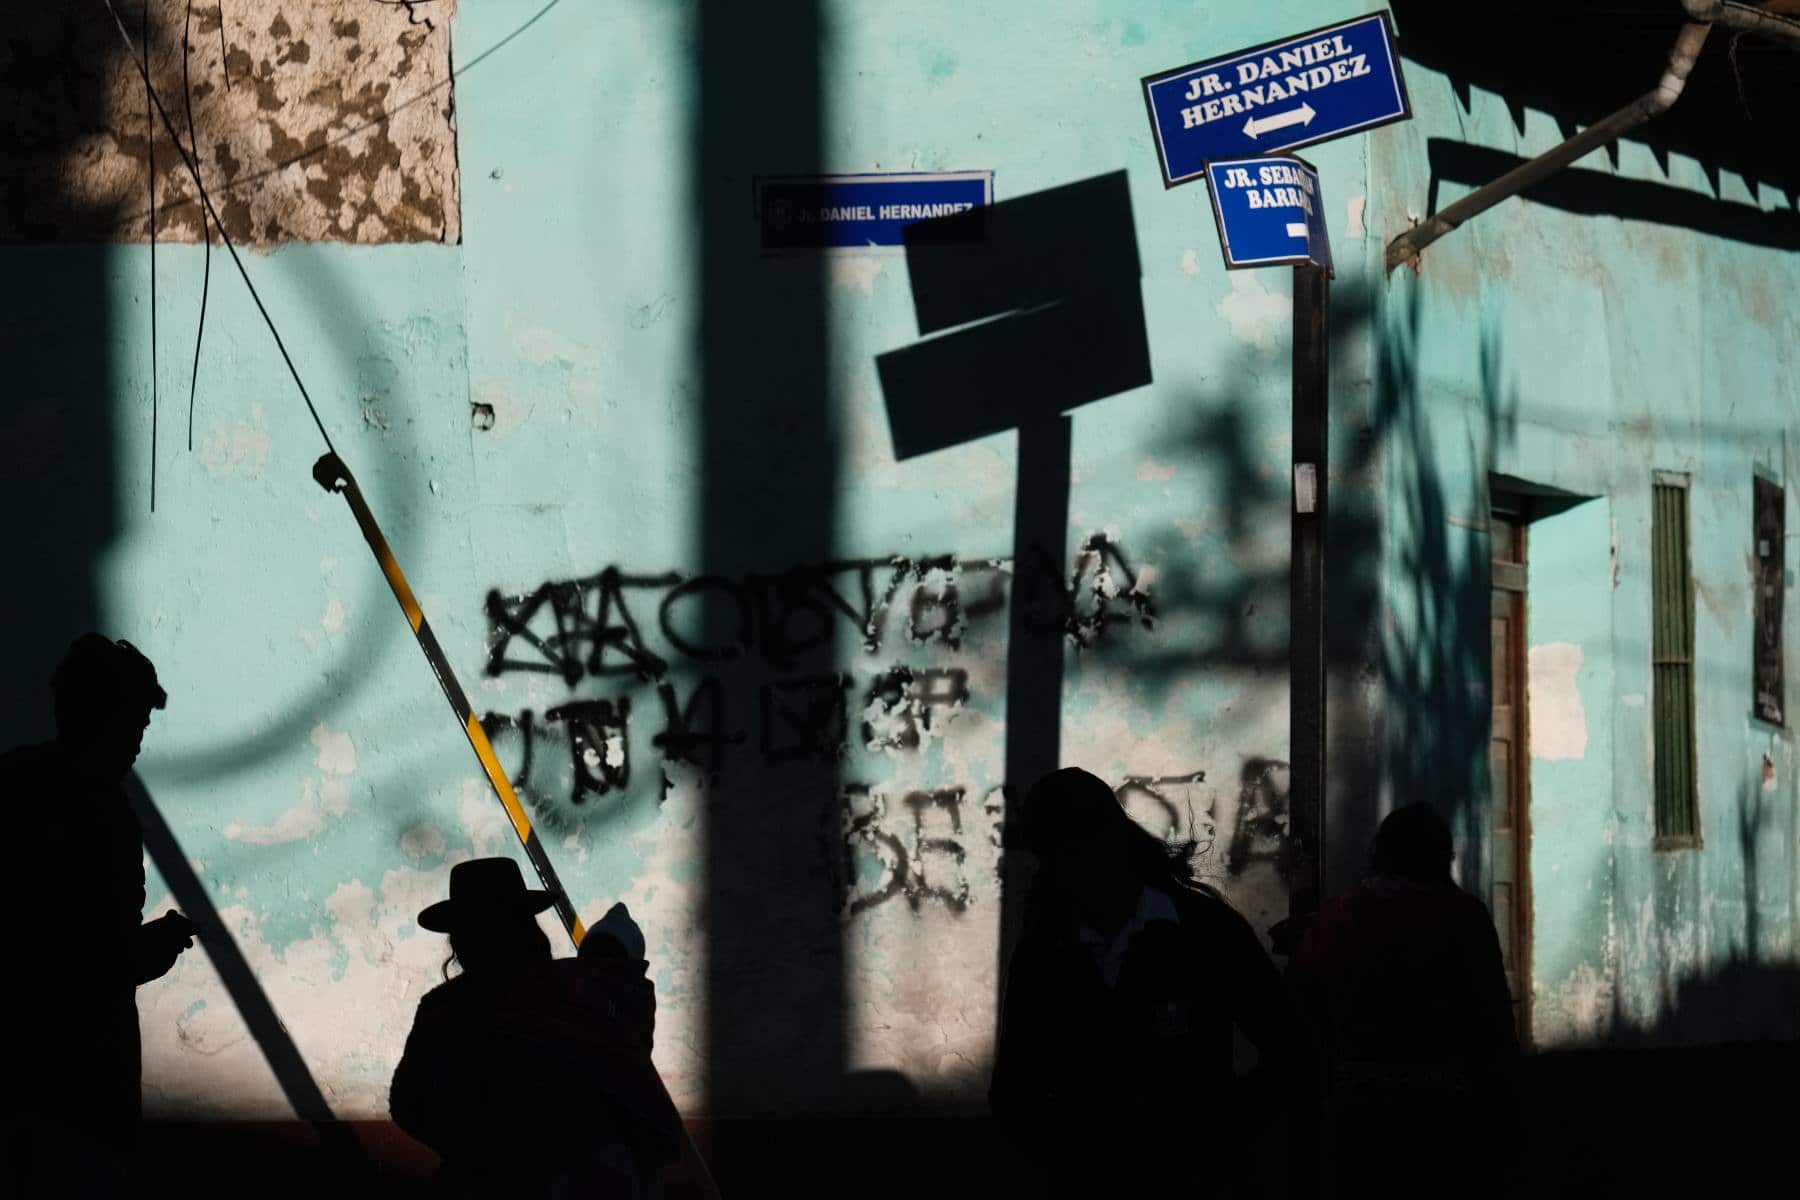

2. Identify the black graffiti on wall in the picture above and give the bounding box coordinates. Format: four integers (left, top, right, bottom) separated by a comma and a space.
1116, 769, 1214, 858
474, 536, 1156, 826
481, 664, 980, 831
761, 674, 853, 765
478, 699, 632, 830
834, 784, 997, 916
1224, 757, 1293, 877
861, 667, 970, 752
484, 569, 679, 686
482, 534, 1154, 686
826, 765, 1302, 916
650, 674, 741, 775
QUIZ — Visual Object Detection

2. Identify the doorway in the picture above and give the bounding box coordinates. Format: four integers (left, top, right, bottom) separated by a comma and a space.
1489, 507, 1532, 1043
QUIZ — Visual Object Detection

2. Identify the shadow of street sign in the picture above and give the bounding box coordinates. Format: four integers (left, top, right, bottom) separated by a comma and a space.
874, 168, 1152, 981
876, 171, 1151, 459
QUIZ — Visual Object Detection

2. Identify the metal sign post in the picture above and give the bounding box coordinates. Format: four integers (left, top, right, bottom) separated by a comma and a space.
1197, 150, 1332, 922
1289, 264, 1328, 923
1140, 11, 1393, 921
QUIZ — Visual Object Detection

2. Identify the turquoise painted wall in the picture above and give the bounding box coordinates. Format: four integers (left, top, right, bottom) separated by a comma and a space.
1368, 28, 1800, 1047
0, 0, 1392, 1120
9, 0, 1788, 1130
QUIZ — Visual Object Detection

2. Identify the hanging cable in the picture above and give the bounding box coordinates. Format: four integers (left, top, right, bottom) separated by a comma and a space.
182, 0, 212, 451
96, 9, 724, 1190
143, 0, 159, 513
100, 0, 339, 458
218, 0, 231, 91
113, 0, 565, 232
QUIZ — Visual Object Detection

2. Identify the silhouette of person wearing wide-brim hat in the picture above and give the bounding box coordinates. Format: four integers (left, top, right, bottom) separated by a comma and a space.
391, 858, 684, 1199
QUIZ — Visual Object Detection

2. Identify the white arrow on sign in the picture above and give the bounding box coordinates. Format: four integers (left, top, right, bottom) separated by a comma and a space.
1285, 223, 1308, 238
1243, 103, 1316, 139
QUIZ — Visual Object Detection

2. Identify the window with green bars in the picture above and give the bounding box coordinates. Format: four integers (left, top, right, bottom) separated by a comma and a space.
1652, 475, 1700, 846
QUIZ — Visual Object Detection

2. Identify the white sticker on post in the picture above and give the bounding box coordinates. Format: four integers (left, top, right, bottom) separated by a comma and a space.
1295, 463, 1317, 514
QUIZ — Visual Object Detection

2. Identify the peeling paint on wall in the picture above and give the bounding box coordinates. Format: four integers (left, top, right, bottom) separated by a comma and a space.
1528, 642, 1586, 761
221, 723, 356, 845
0, 3, 459, 243
1215, 271, 1289, 351
1555, 962, 1616, 1042
198, 402, 272, 478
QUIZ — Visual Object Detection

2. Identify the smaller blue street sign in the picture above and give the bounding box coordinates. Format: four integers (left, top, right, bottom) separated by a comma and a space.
1204, 154, 1331, 271
1142, 11, 1409, 188
754, 171, 994, 251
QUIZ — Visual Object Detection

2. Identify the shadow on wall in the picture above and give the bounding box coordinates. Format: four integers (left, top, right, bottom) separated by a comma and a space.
129, 774, 376, 1181
0, 9, 374, 1187
1370, 281, 1520, 903
876, 168, 1153, 1006
0, 4, 414, 1163
1608, 779, 1800, 1046
1063, 275, 1400, 899
1525, 780, 1799, 1197
1426, 140, 1800, 252
0, 12, 124, 745
881, 251, 1515, 937
1389, 0, 1800, 205
1, 9, 409, 771
692, 0, 847, 1113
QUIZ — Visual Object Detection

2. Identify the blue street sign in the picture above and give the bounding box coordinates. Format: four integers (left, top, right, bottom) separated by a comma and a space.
1142, 11, 1409, 188
1204, 154, 1331, 271
754, 171, 994, 251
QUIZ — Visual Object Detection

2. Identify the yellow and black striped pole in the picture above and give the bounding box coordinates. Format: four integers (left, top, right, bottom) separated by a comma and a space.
311, 453, 587, 946
313, 453, 723, 1197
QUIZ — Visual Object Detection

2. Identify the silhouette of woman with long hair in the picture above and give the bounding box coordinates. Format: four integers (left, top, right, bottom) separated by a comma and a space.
390, 858, 685, 1198
989, 768, 1308, 1197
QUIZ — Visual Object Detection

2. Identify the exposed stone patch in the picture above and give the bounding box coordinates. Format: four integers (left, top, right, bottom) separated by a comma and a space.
0, 3, 459, 244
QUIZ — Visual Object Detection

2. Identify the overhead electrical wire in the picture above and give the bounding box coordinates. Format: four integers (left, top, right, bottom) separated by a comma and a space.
218, 0, 231, 91
143, 0, 158, 512
182, 0, 212, 452
100, 0, 340, 460
92, 10, 726, 1190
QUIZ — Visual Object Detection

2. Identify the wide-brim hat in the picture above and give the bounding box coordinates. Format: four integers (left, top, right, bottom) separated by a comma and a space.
418, 857, 555, 933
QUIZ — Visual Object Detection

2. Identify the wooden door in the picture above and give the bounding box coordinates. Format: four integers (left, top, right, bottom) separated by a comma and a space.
1489, 512, 1532, 1043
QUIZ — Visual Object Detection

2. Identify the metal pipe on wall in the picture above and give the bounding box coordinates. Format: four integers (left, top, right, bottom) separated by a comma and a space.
1384, 21, 1711, 274
1681, 0, 1800, 44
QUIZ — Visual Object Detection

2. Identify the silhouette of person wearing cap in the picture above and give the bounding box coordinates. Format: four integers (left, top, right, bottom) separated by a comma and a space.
1287, 802, 1522, 1199
390, 857, 685, 1198
0, 634, 196, 1192
989, 768, 1310, 1197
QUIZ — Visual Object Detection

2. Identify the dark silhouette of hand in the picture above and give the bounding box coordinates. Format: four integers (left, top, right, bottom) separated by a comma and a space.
136, 911, 198, 982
